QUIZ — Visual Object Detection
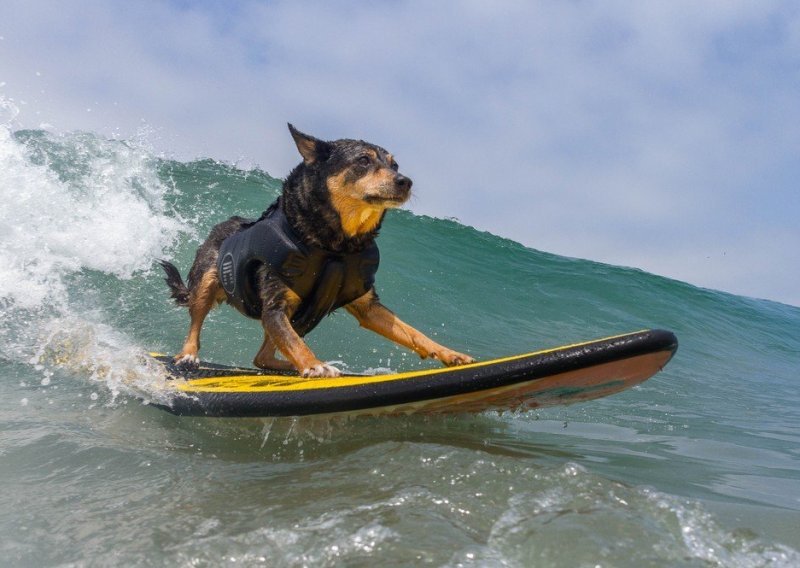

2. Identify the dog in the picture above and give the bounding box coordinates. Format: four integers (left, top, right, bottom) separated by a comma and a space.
158, 124, 474, 378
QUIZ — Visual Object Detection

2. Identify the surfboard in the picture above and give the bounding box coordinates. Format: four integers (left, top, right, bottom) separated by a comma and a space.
148, 329, 677, 418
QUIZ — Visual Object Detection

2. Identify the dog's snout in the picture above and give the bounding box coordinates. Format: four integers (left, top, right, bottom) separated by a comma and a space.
395, 174, 412, 192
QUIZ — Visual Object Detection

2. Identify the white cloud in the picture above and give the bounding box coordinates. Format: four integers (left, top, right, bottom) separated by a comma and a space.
1, 0, 798, 305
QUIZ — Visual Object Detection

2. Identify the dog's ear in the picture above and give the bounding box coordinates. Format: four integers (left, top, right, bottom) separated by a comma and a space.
288, 123, 330, 164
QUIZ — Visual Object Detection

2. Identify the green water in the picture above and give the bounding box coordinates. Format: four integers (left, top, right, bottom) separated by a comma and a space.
1, 128, 799, 566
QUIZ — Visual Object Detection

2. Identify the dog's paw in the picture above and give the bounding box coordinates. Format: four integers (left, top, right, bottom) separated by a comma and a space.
435, 349, 475, 367
301, 363, 342, 378
174, 353, 200, 368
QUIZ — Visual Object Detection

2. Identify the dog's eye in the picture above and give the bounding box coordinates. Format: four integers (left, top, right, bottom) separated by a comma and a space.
390, 161, 399, 171
357, 156, 371, 167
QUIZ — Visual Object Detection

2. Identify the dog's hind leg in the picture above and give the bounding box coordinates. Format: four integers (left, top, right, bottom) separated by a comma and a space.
175, 268, 223, 367
253, 334, 294, 371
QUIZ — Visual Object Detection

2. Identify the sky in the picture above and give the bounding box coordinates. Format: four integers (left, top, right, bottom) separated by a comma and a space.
1, 1, 799, 306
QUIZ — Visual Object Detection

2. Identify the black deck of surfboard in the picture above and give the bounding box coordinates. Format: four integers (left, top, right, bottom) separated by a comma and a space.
150, 329, 677, 417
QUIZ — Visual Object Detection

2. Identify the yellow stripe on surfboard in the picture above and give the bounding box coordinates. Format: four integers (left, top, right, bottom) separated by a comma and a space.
164, 330, 649, 394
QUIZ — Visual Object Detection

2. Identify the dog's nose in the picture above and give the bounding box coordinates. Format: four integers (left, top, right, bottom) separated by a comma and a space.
395, 174, 412, 191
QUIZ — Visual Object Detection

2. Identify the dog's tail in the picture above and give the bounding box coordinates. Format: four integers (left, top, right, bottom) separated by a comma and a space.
157, 260, 190, 306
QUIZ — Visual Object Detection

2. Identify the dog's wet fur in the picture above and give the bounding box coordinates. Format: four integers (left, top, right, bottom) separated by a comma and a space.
159, 124, 473, 377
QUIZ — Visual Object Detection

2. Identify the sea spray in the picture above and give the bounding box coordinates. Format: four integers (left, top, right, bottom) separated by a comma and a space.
0, 108, 186, 403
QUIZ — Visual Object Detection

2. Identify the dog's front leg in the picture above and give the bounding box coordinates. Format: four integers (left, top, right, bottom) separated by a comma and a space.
346, 290, 475, 367
258, 270, 341, 378
261, 308, 341, 377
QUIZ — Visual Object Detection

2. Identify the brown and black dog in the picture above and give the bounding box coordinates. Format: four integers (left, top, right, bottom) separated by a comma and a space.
159, 124, 473, 378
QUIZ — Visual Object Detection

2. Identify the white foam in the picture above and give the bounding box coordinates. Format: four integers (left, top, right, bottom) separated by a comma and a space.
0, 96, 187, 401
0, 125, 183, 306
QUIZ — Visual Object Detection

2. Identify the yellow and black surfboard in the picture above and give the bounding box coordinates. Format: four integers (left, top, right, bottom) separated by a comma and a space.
151, 329, 677, 417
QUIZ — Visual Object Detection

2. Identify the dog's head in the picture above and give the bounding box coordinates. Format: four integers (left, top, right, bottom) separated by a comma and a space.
288, 124, 412, 237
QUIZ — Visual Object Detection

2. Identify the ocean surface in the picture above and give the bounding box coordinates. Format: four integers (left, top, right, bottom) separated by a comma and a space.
1, 119, 799, 567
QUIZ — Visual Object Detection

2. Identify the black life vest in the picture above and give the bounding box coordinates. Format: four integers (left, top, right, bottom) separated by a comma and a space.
217, 202, 380, 337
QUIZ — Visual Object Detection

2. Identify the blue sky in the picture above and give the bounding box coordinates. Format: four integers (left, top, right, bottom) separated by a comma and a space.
2, 1, 799, 306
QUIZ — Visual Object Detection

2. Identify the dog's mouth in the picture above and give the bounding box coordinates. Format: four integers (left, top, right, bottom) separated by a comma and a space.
363, 193, 409, 207
355, 173, 412, 208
